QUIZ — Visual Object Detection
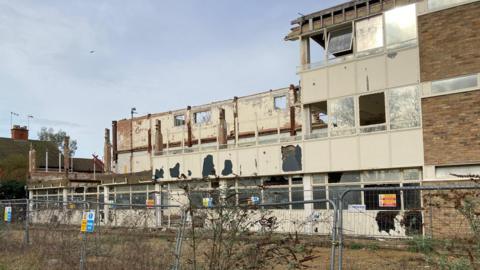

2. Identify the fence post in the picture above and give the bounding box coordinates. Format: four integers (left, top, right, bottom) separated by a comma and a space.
79, 202, 88, 270
24, 199, 30, 246
429, 193, 433, 238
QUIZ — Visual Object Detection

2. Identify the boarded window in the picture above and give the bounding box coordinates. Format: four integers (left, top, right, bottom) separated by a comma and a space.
385, 4, 417, 48
388, 85, 420, 129
359, 92, 386, 132
355, 15, 384, 52
327, 26, 353, 56
274, 95, 287, 110
174, 114, 185, 126
194, 111, 211, 124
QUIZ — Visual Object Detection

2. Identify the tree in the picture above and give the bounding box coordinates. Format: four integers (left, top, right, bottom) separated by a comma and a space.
37, 127, 78, 156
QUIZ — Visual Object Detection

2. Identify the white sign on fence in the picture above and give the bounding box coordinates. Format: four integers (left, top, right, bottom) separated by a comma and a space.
348, 204, 366, 213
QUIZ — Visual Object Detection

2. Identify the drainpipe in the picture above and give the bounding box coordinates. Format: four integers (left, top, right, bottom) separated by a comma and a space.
289, 84, 297, 136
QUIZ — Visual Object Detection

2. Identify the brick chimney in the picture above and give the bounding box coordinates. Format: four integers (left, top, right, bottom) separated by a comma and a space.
11, 125, 28, 140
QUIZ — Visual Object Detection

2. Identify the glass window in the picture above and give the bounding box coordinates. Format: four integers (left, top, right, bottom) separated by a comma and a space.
329, 186, 361, 209
274, 95, 287, 110
238, 188, 261, 205
328, 172, 360, 184
428, 0, 470, 10
132, 185, 147, 192
431, 74, 478, 94
312, 174, 326, 185
194, 111, 211, 124
388, 85, 420, 129
404, 183, 421, 210
132, 193, 147, 208
385, 4, 417, 48
313, 186, 327, 209
359, 92, 386, 132
327, 27, 353, 56
364, 184, 401, 210
238, 178, 262, 188
355, 15, 384, 52
291, 187, 304, 209
330, 97, 355, 136
361, 169, 402, 182
174, 114, 185, 126
115, 186, 130, 193
116, 193, 131, 208
435, 164, 480, 179
403, 168, 421, 180
263, 188, 289, 209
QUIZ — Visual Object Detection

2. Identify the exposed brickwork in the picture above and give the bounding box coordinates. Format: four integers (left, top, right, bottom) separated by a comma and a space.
422, 90, 480, 165
418, 2, 480, 82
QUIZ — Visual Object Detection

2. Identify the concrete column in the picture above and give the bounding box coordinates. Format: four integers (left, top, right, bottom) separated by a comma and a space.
300, 37, 310, 67
104, 187, 109, 225
63, 137, 70, 176
154, 120, 163, 154
62, 188, 68, 207
103, 128, 111, 173
155, 183, 161, 227
233, 97, 239, 145
28, 144, 36, 174
218, 108, 227, 145
303, 175, 314, 234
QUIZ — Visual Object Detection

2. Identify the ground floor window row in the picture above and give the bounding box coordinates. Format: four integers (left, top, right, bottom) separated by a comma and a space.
31, 170, 421, 211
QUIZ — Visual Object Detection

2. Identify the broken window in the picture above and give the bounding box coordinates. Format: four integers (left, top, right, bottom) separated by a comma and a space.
364, 184, 401, 210
359, 92, 386, 132
431, 74, 478, 94
264, 176, 289, 186
327, 25, 353, 58
385, 4, 417, 48
174, 114, 185, 126
329, 97, 355, 136
310, 101, 328, 135
328, 172, 360, 184
355, 15, 384, 53
309, 33, 326, 67
329, 185, 361, 209
194, 110, 211, 124
274, 95, 287, 110
388, 85, 420, 129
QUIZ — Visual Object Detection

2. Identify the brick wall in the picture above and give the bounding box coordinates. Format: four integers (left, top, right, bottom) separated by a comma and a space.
418, 2, 480, 82
422, 90, 480, 165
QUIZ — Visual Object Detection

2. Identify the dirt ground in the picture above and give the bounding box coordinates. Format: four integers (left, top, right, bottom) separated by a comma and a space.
0, 226, 433, 270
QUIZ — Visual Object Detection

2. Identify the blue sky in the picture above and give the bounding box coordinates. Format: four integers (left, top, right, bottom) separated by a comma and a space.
0, 0, 343, 157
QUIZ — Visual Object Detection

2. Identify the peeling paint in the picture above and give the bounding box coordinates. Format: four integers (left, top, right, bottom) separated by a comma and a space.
170, 163, 180, 178
202, 155, 216, 178
221, 160, 233, 176
154, 168, 164, 179
281, 145, 302, 171
375, 211, 399, 234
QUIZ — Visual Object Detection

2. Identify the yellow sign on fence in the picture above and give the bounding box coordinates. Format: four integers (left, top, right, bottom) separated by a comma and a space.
80, 212, 88, 232
379, 194, 397, 207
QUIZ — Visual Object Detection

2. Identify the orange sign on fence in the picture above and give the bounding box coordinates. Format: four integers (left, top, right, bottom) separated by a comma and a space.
379, 194, 397, 207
